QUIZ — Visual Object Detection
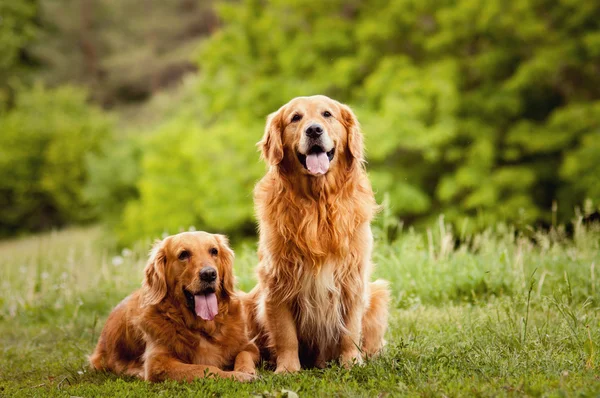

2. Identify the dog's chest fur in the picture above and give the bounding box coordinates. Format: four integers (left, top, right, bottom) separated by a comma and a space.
292, 261, 346, 352
182, 312, 245, 369
192, 335, 229, 368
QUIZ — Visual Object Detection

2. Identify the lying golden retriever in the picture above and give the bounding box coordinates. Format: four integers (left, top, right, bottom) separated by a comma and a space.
245, 95, 390, 373
89, 231, 258, 382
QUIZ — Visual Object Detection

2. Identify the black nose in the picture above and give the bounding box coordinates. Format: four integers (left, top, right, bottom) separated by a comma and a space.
305, 124, 323, 139
200, 267, 217, 282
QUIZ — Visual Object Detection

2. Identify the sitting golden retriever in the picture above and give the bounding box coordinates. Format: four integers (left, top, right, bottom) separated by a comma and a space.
89, 231, 258, 382
245, 95, 390, 373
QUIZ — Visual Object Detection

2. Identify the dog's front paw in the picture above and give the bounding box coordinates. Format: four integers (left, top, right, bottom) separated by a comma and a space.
228, 371, 257, 382
340, 350, 363, 369
275, 355, 301, 374
234, 366, 256, 376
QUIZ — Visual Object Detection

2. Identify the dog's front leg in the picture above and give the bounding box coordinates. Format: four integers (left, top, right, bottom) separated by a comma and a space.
265, 300, 301, 373
233, 342, 259, 375
339, 282, 365, 367
339, 224, 372, 367
145, 354, 255, 382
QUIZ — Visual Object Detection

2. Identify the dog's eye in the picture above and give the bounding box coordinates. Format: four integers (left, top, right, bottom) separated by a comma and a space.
209, 247, 218, 256
178, 250, 190, 261
323, 111, 331, 118
291, 114, 302, 123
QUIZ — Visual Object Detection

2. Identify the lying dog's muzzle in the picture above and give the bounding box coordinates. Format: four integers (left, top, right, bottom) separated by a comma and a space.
183, 285, 219, 321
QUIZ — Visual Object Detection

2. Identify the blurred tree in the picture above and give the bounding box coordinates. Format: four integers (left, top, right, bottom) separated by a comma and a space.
84, 0, 600, 243
0, 0, 39, 110
33, 0, 217, 106
85, 137, 142, 223
193, 0, 600, 230
0, 85, 113, 236
116, 115, 263, 244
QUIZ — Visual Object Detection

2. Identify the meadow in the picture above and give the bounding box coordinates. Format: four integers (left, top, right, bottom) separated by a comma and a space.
1, 218, 598, 397
2, 1, 599, 396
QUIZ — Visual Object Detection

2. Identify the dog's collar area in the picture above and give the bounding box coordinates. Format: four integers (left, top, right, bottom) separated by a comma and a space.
297, 148, 335, 170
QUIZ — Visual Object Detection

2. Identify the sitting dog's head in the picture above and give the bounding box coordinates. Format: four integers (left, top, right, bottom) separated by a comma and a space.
259, 95, 364, 176
141, 231, 235, 321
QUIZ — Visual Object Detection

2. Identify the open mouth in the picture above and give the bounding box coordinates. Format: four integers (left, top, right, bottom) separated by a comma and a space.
183, 287, 218, 321
297, 145, 335, 175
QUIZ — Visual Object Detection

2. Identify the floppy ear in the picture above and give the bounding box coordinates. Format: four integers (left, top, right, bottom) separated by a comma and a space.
215, 234, 235, 299
141, 239, 168, 307
340, 103, 364, 163
258, 109, 284, 165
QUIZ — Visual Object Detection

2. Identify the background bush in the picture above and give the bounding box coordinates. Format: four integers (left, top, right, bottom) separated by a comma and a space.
0, 1, 39, 110
1, 0, 599, 243
115, 116, 264, 244
0, 85, 113, 236
108, 0, 600, 244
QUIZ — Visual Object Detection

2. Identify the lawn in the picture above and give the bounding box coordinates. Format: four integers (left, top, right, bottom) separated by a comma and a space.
0, 220, 599, 397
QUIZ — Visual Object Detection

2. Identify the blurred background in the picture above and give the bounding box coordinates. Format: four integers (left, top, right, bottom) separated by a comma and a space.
1, 0, 599, 246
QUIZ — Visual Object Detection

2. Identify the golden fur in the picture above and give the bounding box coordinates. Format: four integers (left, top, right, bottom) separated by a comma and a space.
89, 232, 258, 382
245, 95, 390, 373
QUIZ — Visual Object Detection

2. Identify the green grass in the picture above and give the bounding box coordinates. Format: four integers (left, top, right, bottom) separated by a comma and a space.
0, 221, 599, 397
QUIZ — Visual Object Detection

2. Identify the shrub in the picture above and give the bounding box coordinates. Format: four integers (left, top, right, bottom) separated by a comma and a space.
111, 0, 600, 243
195, 0, 600, 230
0, 0, 38, 110
115, 114, 264, 246
0, 85, 113, 235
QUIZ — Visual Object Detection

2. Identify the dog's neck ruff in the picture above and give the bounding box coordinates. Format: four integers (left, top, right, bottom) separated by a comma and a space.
255, 161, 376, 277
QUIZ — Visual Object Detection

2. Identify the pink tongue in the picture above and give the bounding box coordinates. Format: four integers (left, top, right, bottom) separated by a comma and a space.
194, 293, 218, 321
306, 152, 330, 175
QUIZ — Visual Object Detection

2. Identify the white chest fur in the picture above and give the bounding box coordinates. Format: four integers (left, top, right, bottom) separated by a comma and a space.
295, 261, 347, 349
257, 260, 347, 353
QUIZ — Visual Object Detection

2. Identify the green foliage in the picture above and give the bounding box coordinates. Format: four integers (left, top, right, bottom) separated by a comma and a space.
85, 137, 142, 224
106, 0, 600, 242
0, 85, 113, 236
115, 115, 263, 245
33, 0, 215, 105
3, 0, 596, 241
0, 0, 39, 109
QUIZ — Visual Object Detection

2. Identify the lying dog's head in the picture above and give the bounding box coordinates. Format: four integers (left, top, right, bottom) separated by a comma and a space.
141, 231, 235, 321
259, 95, 364, 176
